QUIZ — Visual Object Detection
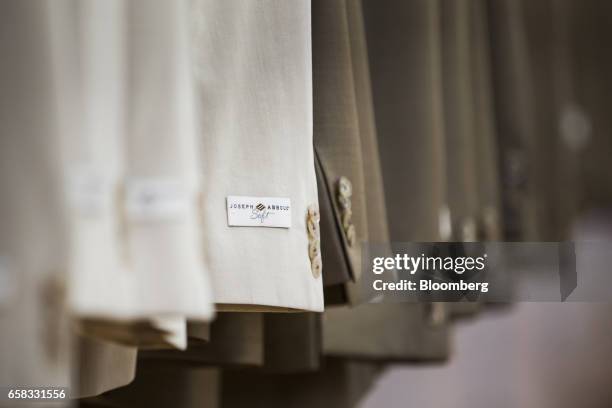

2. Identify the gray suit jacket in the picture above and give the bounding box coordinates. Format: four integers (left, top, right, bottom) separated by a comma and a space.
141, 313, 264, 367
322, 0, 452, 362
313, 0, 368, 298
0, 0, 72, 391
488, 0, 541, 241
221, 358, 383, 408
80, 361, 218, 408
314, 0, 391, 306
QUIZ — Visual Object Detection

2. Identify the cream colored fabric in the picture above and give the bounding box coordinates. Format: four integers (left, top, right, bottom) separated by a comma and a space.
50, 0, 184, 350
0, 0, 72, 393
192, 0, 322, 311
78, 316, 187, 350
122, 0, 213, 322
48, 0, 214, 349
50, 0, 129, 323
0, 1, 140, 399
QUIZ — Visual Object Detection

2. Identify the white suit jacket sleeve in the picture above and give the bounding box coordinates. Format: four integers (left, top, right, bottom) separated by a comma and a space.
52, 0, 213, 332
122, 0, 214, 321
192, 0, 323, 312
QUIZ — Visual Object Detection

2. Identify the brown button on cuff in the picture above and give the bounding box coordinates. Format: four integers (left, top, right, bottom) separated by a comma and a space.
311, 255, 322, 279
336, 177, 356, 247
306, 204, 322, 279
337, 176, 353, 197
345, 224, 356, 247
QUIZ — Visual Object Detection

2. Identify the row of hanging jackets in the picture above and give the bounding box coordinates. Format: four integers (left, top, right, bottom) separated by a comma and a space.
2, 0, 612, 407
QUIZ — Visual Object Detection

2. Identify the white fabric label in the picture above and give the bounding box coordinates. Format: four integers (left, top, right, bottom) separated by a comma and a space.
126, 179, 192, 221
227, 196, 291, 228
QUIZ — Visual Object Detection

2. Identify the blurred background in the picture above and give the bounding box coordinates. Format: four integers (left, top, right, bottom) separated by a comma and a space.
362, 303, 612, 408
359, 0, 612, 405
